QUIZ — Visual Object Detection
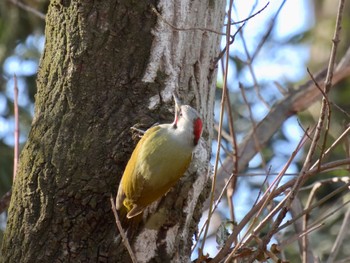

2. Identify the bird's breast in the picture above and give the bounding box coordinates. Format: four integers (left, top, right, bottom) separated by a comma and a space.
134, 128, 193, 201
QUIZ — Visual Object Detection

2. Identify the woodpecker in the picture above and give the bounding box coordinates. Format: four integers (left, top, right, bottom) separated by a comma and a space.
116, 95, 203, 219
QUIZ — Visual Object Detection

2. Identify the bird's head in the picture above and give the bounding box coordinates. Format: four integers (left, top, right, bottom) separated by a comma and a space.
172, 94, 202, 146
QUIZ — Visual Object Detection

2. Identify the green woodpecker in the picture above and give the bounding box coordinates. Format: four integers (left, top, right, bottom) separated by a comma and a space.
116, 95, 202, 219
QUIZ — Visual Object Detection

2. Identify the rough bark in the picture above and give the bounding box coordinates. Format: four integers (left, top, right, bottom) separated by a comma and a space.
1, 0, 224, 262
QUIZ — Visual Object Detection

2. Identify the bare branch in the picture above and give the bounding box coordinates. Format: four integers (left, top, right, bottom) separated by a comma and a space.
228, 2, 270, 25
311, 124, 350, 170
109, 196, 137, 263
210, 158, 350, 263
13, 74, 19, 181
0, 191, 12, 214
9, 0, 45, 20
199, 0, 234, 257
289, 197, 315, 263
222, 60, 238, 223
150, 5, 224, 36
214, 53, 350, 212
327, 206, 350, 263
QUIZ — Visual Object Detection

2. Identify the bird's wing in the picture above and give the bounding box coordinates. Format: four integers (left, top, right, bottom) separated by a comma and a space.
115, 182, 125, 210
133, 127, 193, 206
117, 126, 161, 211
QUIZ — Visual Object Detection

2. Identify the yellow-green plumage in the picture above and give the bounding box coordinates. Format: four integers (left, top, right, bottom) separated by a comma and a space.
116, 99, 202, 219
120, 125, 193, 218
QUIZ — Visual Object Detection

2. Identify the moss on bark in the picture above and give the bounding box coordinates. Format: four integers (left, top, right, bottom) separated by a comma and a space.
1, 1, 158, 262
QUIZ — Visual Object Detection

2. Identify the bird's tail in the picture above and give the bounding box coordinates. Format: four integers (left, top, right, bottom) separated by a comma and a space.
116, 203, 142, 241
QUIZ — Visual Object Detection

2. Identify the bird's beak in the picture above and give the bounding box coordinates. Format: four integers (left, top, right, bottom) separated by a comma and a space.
173, 93, 182, 111
172, 93, 182, 125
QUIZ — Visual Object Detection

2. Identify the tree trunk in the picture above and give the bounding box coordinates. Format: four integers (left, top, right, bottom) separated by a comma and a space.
1, 0, 224, 262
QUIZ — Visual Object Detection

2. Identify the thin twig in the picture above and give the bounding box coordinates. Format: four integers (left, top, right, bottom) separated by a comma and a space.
226, 123, 308, 260
212, 23, 246, 68
324, 0, 345, 94
242, 133, 309, 251
315, 0, 345, 172
311, 125, 350, 170
279, 223, 324, 250
234, 133, 309, 257
13, 74, 19, 181
210, 159, 350, 263
304, 67, 331, 263
332, 102, 350, 118
0, 74, 19, 213
152, 3, 251, 71
9, 0, 46, 20
221, 56, 238, 223
198, 0, 234, 258
191, 171, 236, 254
239, 82, 269, 174
289, 197, 313, 262
309, 199, 350, 231
251, 0, 287, 61
300, 176, 350, 191
252, 169, 270, 209
214, 124, 233, 143
151, 5, 224, 36
238, 38, 269, 108
276, 182, 350, 233
235, 0, 287, 109
307, 68, 332, 173
109, 195, 137, 263
0, 191, 12, 214
215, 54, 350, 191
247, 0, 345, 260
226, 178, 235, 222
302, 181, 321, 263
327, 205, 350, 263
228, 2, 270, 25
